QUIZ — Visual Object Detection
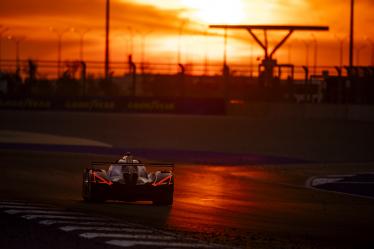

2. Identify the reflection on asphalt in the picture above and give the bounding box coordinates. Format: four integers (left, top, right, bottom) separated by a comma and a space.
168, 165, 275, 232
2, 150, 374, 248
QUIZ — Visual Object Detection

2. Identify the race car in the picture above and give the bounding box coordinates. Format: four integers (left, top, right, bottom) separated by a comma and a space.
82, 153, 174, 205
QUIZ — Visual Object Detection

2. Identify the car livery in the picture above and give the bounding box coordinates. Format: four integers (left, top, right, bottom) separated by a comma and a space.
82, 160, 174, 205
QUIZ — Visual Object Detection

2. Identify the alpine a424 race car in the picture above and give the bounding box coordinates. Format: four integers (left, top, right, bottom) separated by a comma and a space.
82, 153, 174, 205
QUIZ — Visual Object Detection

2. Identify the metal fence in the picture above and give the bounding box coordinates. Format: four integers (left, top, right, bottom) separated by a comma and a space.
0, 58, 345, 80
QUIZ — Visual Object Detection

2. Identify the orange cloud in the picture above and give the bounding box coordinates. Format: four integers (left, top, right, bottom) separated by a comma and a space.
0, 0, 373, 70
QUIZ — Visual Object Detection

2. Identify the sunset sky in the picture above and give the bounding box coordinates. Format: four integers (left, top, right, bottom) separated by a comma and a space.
1, 0, 373, 75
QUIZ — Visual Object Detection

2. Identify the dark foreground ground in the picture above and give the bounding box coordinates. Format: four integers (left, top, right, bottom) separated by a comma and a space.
0, 210, 116, 249
1, 111, 374, 248
1, 150, 374, 249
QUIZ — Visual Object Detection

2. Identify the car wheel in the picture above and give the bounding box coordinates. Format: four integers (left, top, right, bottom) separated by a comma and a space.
82, 171, 104, 203
82, 177, 93, 201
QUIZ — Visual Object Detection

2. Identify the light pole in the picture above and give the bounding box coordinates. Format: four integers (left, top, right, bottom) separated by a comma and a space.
355, 42, 366, 66
127, 26, 134, 58
50, 27, 69, 78
334, 35, 345, 67
140, 30, 152, 74
250, 39, 254, 77
7, 35, 26, 74
349, 0, 354, 67
366, 38, 374, 66
288, 38, 299, 65
223, 27, 228, 68
310, 33, 318, 75
72, 28, 90, 62
203, 28, 209, 75
105, 0, 110, 80
117, 33, 129, 66
302, 40, 310, 68
0, 26, 9, 71
178, 20, 188, 65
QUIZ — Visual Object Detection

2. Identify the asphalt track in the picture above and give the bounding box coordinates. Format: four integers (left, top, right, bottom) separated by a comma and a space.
0, 200, 228, 249
1, 110, 374, 162
1, 111, 374, 248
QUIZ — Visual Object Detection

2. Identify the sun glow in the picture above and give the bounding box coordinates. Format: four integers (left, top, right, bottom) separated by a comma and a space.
181, 0, 245, 24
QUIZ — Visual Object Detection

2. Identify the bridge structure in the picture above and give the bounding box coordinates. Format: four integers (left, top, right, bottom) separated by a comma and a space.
209, 25, 329, 87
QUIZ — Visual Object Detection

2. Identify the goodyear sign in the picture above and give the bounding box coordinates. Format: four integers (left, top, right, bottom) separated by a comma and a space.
0, 97, 225, 115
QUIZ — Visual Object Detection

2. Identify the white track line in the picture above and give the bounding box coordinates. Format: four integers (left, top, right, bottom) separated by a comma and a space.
306, 176, 374, 201
106, 240, 215, 248
0, 205, 59, 210
60, 226, 152, 233
5, 209, 84, 215
0, 201, 41, 206
1, 200, 229, 248
80, 233, 175, 240
22, 214, 105, 221
309, 177, 343, 186
328, 182, 374, 184
39, 220, 131, 226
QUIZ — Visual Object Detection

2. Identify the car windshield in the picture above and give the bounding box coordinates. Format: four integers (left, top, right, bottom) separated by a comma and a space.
108, 165, 122, 177
108, 164, 147, 176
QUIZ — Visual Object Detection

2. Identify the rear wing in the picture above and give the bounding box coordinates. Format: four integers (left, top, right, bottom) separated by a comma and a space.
88, 162, 175, 171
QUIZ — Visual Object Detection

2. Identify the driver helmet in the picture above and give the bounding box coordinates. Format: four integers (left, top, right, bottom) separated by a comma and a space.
122, 152, 133, 163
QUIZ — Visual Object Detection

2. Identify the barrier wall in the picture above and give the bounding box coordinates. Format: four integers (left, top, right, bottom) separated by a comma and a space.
1, 96, 373, 122
227, 102, 374, 122
0, 96, 225, 115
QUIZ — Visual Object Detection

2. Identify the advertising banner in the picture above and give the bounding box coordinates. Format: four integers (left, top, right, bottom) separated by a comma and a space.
0, 96, 225, 115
